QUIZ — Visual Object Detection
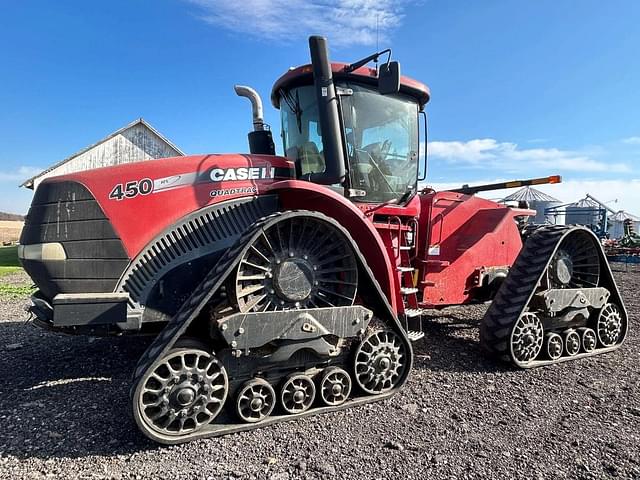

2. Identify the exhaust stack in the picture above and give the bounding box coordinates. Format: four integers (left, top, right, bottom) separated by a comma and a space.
307, 35, 346, 185
234, 85, 275, 155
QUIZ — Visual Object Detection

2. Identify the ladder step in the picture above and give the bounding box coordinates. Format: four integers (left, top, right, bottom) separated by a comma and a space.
399, 245, 412, 251
397, 266, 415, 273
404, 308, 424, 318
407, 330, 425, 342
400, 287, 419, 295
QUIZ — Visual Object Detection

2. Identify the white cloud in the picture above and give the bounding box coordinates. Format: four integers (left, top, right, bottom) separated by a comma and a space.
622, 136, 640, 145
427, 138, 630, 174
186, 0, 411, 46
0, 166, 42, 183
423, 178, 640, 215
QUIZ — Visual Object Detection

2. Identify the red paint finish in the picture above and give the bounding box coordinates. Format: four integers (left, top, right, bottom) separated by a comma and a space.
271, 62, 430, 108
416, 191, 530, 307
42, 154, 294, 257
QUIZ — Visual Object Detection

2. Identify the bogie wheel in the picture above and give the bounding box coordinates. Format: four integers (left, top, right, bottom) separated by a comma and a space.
544, 332, 563, 361
354, 329, 407, 395
236, 378, 276, 423
596, 303, 624, 347
548, 230, 600, 289
280, 374, 316, 414
136, 341, 228, 437
564, 329, 581, 356
234, 216, 358, 313
319, 367, 352, 406
510, 312, 544, 366
579, 327, 597, 353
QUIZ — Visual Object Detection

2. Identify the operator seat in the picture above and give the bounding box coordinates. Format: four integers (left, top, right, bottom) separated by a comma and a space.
290, 141, 325, 177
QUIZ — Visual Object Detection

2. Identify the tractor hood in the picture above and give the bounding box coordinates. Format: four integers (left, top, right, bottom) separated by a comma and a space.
32, 154, 294, 258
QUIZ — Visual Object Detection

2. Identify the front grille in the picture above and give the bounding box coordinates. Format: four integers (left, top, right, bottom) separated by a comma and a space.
20, 181, 130, 299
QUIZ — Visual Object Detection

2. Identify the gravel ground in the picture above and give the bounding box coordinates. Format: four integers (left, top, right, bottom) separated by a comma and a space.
0, 265, 638, 479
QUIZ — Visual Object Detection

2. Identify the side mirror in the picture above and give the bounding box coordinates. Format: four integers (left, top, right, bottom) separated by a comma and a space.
379, 61, 401, 94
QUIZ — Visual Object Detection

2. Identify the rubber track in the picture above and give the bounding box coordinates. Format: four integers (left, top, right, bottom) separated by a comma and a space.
130, 210, 413, 444
479, 225, 628, 368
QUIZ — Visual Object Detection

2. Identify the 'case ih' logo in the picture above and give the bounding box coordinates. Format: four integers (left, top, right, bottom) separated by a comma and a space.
209, 167, 275, 182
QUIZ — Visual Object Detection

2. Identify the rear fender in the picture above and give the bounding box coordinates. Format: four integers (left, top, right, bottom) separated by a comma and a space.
266, 180, 398, 312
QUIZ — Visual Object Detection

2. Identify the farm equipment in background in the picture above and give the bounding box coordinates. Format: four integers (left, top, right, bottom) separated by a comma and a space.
18, 36, 628, 444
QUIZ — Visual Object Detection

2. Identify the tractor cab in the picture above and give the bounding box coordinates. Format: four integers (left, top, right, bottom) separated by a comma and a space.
269, 37, 430, 205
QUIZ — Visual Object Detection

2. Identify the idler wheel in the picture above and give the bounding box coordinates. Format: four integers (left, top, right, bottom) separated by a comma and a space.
280, 374, 316, 414
510, 313, 544, 366
136, 342, 228, 437
354, 329, 407, 395
544, 332, 564, 361
564, 329, 581, 356
578, 327, 597, 353
319, 367, 352, 406
596, 303, 623, 347
236, 378, 275, 423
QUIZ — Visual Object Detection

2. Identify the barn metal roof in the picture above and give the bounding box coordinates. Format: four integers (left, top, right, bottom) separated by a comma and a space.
501, 186, 560, 202
21, 118, 185, 189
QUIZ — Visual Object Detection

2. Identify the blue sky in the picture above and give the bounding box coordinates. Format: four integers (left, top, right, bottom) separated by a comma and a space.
1, 0, 639, 214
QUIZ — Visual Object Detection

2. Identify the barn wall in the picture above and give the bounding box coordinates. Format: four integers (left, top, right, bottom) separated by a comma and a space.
34, 125, 182, 189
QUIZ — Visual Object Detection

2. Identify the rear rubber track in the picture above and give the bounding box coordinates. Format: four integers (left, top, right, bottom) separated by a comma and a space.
480, 225, 628, 368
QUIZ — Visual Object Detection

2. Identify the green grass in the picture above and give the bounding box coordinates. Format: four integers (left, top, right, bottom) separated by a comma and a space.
0, 245, 20, 267
0, 283, 34, 299
0, 246, 31, 298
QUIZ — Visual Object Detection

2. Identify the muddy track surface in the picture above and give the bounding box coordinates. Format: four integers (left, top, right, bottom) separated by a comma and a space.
0, 266, 638, 479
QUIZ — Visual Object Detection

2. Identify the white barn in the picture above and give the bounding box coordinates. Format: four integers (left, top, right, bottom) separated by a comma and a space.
22, 118, 184, 190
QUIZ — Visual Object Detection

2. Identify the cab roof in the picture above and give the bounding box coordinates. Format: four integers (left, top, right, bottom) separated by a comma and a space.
271, 62, 431, 110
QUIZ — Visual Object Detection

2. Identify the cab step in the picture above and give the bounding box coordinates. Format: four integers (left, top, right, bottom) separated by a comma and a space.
397, 266, 415, 273
407, 330, 425, 342
400, 287, 419, 295
399, 245, 412, 251
404, 308, 424, 318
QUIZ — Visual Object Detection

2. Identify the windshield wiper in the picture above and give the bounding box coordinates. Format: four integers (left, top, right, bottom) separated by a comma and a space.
280, 89, 303, 133
363, 186, 415, 216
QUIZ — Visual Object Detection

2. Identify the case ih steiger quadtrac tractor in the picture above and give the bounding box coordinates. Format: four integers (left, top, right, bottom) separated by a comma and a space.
19, 36, 627, 444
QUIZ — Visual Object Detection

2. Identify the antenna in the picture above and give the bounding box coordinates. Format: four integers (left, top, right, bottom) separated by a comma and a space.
375, 13, 379, 73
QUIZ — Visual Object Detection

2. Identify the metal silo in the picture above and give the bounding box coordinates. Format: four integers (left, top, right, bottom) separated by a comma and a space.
565, 197, 603, 227
501, 186, 563, 224
609, 210, 640, 239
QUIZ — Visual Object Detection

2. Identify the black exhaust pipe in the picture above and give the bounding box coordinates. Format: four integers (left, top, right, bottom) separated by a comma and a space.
307, 36, 346, 185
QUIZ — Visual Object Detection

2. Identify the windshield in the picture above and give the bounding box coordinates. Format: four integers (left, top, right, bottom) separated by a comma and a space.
280, 85, 326, 177
341, 83, 419, 203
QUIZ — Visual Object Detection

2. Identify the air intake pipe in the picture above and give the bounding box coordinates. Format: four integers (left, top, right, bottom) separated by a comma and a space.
307, 36, 346, 185
234, 85, 275, 155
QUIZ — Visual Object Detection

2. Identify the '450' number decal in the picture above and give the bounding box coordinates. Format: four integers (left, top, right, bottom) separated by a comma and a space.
109, 179, 153, 201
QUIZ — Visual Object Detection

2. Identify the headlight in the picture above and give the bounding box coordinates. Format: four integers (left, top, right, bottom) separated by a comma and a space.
17, 243, 67, 261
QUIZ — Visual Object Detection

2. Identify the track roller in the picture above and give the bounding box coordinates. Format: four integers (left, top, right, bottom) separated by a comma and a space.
544, 332, 563, 361
280, 374, 316, 414
578, 327, 597, 353
319, 367, 352, 406
236, 378, 276, 423
563, 329, 581, 356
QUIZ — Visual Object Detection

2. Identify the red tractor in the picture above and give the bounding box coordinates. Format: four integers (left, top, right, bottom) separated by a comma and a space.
19, 36, 627, 444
